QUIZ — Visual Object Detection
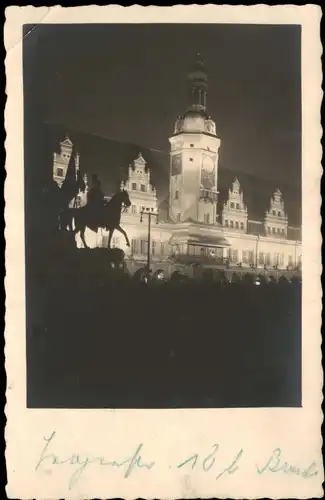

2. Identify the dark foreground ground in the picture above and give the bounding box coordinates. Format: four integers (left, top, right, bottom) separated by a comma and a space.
26, 254, 301, 408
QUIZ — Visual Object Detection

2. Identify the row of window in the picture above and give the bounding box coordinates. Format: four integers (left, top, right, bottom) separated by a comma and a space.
228, 202, 241, 210
103, 236, 301, 267
224, 220, 245, 230
102, 237, 170, 257
131, 182, 147, 192
228, 249, 287, 267
270, 209, 282, 217
227, 205, 282, 217
131, 239, 168, 256
267, 226, 286, 235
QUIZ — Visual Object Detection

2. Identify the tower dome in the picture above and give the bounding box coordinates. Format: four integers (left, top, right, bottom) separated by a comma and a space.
182, 110, 206, 133
173, 54, 216, 135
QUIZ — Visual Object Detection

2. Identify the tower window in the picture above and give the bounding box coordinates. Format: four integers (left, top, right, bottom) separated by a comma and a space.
272, 227, 276, 234
176, 213, 181, 222
236, 203, 240, 210
272, 210, 276, 216
278, 211, 281, 217
230, 202, 234, 209
56, 168, 64, 177
140, 184, 146, 192
175, 190, 179, 200
230, 221, 234, 228
132, 182, 137, 190
204, 213, 210, 224
267, 226, 271, 233
235, 221, 239, 229
240, 222, 244, 230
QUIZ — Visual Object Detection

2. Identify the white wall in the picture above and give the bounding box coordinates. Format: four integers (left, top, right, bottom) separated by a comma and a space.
224, 231, 302, 269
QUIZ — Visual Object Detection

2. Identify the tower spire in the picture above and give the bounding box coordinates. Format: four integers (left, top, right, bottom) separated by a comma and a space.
187, 53, 208, 112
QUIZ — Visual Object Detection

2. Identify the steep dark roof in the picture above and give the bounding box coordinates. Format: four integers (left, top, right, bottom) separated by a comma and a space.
45, 123, 301, 227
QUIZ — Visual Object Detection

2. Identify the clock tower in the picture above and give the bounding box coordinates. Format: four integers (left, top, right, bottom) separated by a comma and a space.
169, 54, 220, 224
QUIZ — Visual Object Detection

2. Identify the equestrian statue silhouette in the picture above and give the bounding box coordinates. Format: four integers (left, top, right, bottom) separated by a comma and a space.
73, 174, 132, 249
52, 146, 132, 249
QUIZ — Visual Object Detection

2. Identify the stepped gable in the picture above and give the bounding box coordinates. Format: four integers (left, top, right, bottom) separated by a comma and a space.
217, 167, 301, 227
44, 122, 301, 228
45, 122, 169, 204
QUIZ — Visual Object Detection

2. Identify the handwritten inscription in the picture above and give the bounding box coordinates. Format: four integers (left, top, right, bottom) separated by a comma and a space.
257, 448, 318, 478
35, 432, 319, 490
35, 431, 155, 490
177, 443, 244, 481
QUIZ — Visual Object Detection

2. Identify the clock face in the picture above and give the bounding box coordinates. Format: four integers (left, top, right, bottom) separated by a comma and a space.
202, 156, 214, 174
171, 154, 182, 176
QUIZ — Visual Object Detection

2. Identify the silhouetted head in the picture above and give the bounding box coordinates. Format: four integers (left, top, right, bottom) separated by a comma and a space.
120, 189, 131, 208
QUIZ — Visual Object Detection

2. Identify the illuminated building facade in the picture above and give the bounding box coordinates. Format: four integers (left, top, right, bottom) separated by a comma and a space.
52, 55, 302, 276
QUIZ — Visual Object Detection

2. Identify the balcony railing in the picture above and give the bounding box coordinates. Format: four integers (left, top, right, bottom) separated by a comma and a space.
199, 188, 218, 202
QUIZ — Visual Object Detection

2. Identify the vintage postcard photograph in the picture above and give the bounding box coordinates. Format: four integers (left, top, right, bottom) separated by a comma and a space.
5, 5, 323, 499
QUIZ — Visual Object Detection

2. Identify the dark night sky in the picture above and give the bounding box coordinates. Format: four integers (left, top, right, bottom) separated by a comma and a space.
25, 23, 301, 184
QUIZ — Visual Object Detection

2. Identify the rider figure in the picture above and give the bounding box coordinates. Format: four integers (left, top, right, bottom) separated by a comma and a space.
87, 174, 105, 227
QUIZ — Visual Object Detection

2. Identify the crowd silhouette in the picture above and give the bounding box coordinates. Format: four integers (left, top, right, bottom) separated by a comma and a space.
27, 239, 301, 409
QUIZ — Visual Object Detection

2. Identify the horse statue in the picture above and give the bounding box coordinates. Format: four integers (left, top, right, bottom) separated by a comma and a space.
72, 188, 132, 249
